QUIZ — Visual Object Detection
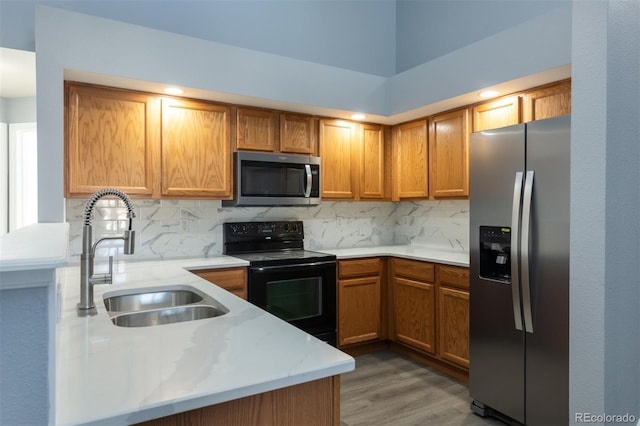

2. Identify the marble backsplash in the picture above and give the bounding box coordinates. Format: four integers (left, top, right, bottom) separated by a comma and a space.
65, 198, 469, 264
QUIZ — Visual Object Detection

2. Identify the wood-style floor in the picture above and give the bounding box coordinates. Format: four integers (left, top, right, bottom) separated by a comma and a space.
340, 350, 504, 426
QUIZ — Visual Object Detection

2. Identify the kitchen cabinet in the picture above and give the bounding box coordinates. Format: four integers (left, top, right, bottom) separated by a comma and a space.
65, 82, 232, 199
436, 264, 469, 369
390, 258, 436, 354
359, 124, 390, 200
523, 79, 571, 122
236, 107, 278, 152
338, 257, 385, 347
191, 267, 247, 299
319, 119, 358, 199
428, 108, 470, 199
472, 95, 521, 132
161, 98, 232, 198
392, 119, 428, 200
280, 113, 317, 155
65, 82, 160, 198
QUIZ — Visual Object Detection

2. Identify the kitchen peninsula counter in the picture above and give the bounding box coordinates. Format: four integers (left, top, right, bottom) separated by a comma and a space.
318, 245, 469, 267
56, 257, 354, 425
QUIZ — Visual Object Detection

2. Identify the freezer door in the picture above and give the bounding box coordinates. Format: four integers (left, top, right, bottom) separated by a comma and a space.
469, 124, 526, 424
523, 115, 570, 425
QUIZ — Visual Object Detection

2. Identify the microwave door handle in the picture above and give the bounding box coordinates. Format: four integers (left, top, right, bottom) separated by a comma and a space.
304, 164, 312, 198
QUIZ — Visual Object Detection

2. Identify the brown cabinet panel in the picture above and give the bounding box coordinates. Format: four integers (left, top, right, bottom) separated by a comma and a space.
339, 275, 382, 346
236, 107, 278, 152
436, 264, 469, 290
65, 83, 159, 198
392, 258, 435, 282
437, 286, 469, 368
161, 98, 232, 198
392, 120, 428, 199
319, 119, 358, 199
428, 109, 470, 199
523, 79, 571, 122
393, 276, 436, 354
359, 124, 387, 199
339, 257, 382, 278
472, 95, 521, 132
191, 267, 247, 299
280, 113, 317, 154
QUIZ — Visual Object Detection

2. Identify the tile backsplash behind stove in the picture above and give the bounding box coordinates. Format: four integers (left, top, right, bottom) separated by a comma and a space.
65, 198, 469, 264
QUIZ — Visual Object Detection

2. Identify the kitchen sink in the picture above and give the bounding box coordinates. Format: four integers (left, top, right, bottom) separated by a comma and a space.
110, 305, 226, 327
103, 285, 228, 327
104, 289, 204, 312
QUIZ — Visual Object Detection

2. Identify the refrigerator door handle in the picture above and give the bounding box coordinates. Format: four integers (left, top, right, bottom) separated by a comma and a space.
510, 172, 524, 331
521, 170, 535, 333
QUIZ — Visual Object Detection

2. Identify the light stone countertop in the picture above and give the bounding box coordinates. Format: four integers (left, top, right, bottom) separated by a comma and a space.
55, 257, 354, 426
319, 244, 469, 267
0, 223, 69, 274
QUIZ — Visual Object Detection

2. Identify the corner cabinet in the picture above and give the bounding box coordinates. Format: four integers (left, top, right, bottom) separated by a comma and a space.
428, 109, 470, 199
337, 258, 385, 347
161, 98, 232, 198
392, 120, 428, 200
65, 83, 160, 198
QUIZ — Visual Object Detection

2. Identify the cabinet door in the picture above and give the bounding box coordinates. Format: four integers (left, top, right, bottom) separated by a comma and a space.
437, 286, 469, 368
392, 120, 428, 199
472, 95, 521, 132
428, 109, 470, 199
280, 113, 317, 155
319, 119, 358, 199
339, 275, 381, 346
393, 276, 436, 354
192, 267, 247, 299
161, 98, 232, 198
236, 107, 277, 152
360, 124, 388, 199
523, 79, 571, 122
65, 83, 159, 198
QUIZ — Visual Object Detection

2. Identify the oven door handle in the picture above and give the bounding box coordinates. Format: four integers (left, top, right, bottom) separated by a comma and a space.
251, 260, 336, 272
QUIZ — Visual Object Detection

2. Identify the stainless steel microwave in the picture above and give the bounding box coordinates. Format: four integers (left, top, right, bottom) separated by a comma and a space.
222, 151, 321, 206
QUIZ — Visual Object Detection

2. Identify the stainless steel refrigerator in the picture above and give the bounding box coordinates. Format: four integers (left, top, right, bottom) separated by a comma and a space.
469, 115, 569, 425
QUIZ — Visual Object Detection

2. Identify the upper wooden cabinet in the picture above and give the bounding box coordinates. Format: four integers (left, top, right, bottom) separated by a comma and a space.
523, 79, 571, 122
359, 124, 390, 200
319, 119, 358, 200
428, 109, 470, 199
472, 95, 521, 132
280, 113, 317, 155
236, 107, 278, 152
65, 82, 232, 199
392, 119, 428, 200
65, 83, 160, 198
161, 98, 232, 198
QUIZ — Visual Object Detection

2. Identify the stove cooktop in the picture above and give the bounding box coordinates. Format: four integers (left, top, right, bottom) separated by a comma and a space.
230, 249, 336, 267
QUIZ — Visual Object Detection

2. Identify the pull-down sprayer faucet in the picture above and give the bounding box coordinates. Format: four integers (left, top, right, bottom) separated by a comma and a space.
77, 188, 136, 317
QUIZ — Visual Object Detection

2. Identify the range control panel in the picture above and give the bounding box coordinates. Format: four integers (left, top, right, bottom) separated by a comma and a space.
224, 221, 304, 241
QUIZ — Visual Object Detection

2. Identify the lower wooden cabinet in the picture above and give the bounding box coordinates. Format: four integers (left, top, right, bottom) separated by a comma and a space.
191, 267, 247, 299
337, 258, 385, 347
436, 264, 470, 369
390, 258, 436, 354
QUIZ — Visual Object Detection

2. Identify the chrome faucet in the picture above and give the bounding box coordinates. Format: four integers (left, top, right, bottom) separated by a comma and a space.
77, 188, 136, 317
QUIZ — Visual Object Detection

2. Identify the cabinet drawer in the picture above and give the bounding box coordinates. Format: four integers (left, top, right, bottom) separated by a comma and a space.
437, 265, 469, 290
192, 267, 247, 299
338, 258, 382, 278
392, 258, 435, 283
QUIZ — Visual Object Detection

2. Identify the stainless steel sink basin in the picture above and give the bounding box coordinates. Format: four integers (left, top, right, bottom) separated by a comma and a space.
103, 285, 228, 327
104, 289, 203, 312
110, 305, 226, 327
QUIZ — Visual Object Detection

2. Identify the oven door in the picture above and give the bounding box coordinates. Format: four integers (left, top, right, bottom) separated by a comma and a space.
248, 260, 336, 345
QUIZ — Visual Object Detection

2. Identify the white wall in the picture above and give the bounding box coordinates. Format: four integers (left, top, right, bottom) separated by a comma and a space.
570, 0, 640, 423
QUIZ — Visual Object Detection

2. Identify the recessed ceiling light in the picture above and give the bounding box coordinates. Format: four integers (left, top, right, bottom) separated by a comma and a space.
164, 87, 184, 95
351, 113, 366, 120
479, 90, 499, 98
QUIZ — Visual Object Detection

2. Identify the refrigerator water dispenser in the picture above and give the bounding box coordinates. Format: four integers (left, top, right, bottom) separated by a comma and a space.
479, 226, 511, 283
